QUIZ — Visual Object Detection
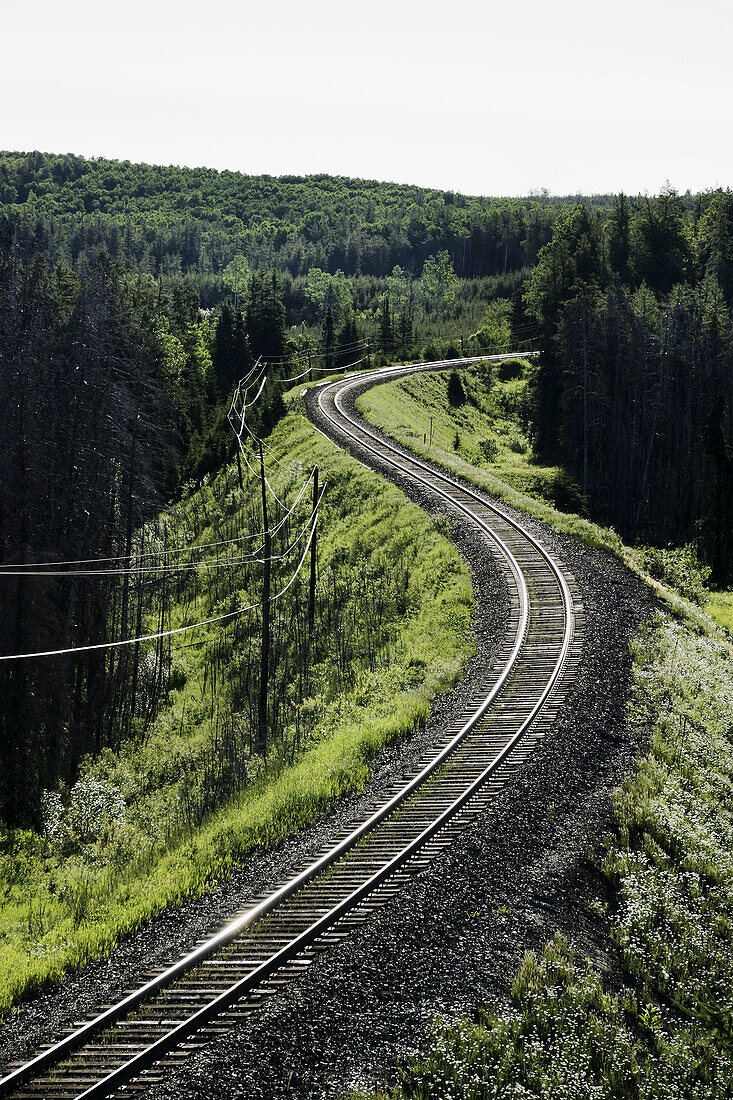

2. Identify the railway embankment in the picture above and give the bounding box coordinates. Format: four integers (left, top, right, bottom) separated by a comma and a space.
119, 370, 652, 1098
0, 402, 476, 1061
7, 358, 725, 1098
338, 364, 733, 1098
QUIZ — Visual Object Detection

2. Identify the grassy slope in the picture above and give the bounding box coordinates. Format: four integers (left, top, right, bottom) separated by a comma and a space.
351, 363, 733, 1098
357, 362, 730, 635
0, 398, 473, 1014
706, 589, 733, 635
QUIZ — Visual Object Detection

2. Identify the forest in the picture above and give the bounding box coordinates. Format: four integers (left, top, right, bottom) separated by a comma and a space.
0, 150, 570, 287
1, 155, 732, 838
525, 189, 733, 583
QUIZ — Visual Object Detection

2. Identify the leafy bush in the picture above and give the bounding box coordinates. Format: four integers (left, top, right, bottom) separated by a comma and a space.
40, 791, 65, 845
497, 357, 525, 381
641, 544, 712, 605
43, 777, 126, 851
548, 468, 586, 514
477, 437, 499, 463
447, 370, 466, 407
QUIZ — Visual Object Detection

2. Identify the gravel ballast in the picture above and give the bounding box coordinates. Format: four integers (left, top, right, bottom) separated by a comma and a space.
1, 374, 653, 1099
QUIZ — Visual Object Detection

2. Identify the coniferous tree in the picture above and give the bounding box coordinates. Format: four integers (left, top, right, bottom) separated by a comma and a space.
0, 242, 172, 824
245, 270, 286, 362
379, 294, 393, 352
323, 305, 335, 373
212, 300, 250, 399
336, 313, 360, 368
607, 192, 631, 280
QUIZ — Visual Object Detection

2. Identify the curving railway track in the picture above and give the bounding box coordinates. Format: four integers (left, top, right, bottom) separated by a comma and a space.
0, 355, 583, 1100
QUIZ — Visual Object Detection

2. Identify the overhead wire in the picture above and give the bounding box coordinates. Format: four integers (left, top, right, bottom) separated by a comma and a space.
0, 484, 326, 662
0, 470, 316, 574
5, 326, 535, 655
0, 479, 316, 579
254, 338, 370, 377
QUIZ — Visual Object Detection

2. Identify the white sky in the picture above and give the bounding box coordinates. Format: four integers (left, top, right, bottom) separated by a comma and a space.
2, 0, 731, 197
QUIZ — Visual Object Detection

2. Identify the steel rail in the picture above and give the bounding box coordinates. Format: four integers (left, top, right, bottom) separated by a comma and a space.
315, 353, 574, 686
0, 513, 529, 1098
1, 352, 575, 1100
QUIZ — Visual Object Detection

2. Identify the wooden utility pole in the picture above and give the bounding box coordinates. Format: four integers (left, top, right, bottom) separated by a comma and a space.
308, 465, 318, 637
257, 443, 271, 754
236, 446, 243, 492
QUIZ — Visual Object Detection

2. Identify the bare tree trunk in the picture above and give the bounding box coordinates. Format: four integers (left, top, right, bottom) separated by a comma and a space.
582, 319, 589, 501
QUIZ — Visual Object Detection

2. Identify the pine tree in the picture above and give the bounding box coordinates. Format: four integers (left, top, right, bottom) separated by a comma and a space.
379, 294, 393, 352
212, 301, 250, 399
245, 270, 286, 362
336, 314, 360, 368
323, 305, 335, 372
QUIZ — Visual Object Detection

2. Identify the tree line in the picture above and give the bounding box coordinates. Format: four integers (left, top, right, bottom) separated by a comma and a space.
0, 232, 172, 822
0, 218, 440, 826
0, 151, 566, 281
526, 189, 733, 582
0, 224, 296, 824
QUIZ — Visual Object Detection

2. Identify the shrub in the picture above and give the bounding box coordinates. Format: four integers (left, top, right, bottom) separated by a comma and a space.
497, 357, 525, 381
641, 544, 712, 605
477, 437, 499, 463
447, 370, 466, 407
44, 776, 127, 850
40, 790, 65, 844
549, 469, 586, 514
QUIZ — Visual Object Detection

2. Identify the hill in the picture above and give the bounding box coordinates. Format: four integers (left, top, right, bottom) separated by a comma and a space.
0, 150, 564, 281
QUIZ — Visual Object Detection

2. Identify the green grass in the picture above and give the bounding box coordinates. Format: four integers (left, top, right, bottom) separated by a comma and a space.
356, 361, 726, 637
349, 362, 733, 1099
707, 590, 733, 635
0, 400, 474, 1014
352, 614, 733, 1099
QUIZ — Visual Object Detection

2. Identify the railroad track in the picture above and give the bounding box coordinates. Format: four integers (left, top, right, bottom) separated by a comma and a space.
1, 354, 583, 1100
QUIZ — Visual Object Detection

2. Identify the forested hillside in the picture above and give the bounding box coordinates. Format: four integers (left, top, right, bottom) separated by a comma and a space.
0, 231, 303, 826
0, 151, 564, 287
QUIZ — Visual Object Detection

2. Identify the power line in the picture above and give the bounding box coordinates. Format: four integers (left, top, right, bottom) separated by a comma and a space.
0, 486, 317, 579
0, 485, 326, 662
0, 470, 316, 574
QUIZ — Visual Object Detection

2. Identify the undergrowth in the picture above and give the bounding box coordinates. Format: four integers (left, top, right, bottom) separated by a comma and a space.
349, 362, 733, 1098
350, 615, 733, 1098
0, 400, 473, 1014
356, 363, 726, 633
706, 589, 733, 636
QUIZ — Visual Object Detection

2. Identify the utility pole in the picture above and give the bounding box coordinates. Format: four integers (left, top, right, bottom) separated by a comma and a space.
307, 345, 312, 381
366, 340, 371, 369
429, 416, 434, 449
257, 443, 271, 755
308, 465, 318, 637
